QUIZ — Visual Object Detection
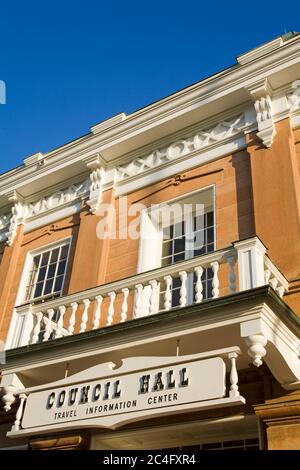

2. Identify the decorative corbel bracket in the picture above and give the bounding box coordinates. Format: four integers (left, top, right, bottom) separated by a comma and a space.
83, 155, 105, 215
5, 191, 27, 246
247, 79, 276, 148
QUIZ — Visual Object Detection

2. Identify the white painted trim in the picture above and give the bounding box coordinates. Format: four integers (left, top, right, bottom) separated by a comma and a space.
0, 36, 299, 206
24, 202, 81, 233
137, 185, 216, 274
116, 137, 245, 196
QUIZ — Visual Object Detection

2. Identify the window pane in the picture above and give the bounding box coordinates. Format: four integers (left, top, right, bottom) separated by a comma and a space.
206, 211, 214, 226
207, 227, 214, 244
163, 225, 173, 240
44, 279, 54, 295
57, 260, 66, 276
47, 264, 57, 278
50, 248, 59, 263
37, 266, 47, 282
60, 245, 69, 259
54, 276, 64, 293
172, 289, 180, 307
34, 282, 44, 298
32, 255, 41, 269
174, 237, 185, 254
162, 240, 173, 258
174, 252, 185, 263
161, 256, 172, 267
174, 221, 184, 238
40, 252, 50, 267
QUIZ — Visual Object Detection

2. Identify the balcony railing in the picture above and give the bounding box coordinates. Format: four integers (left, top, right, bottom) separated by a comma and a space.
9, 237, 288, 349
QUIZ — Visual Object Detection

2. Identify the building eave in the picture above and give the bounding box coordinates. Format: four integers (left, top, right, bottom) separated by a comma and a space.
0, 35, 300, 206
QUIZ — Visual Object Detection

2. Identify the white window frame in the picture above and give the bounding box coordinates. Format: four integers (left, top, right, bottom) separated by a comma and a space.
138, 184, 216, 273
137, 185, 216, 315
18, 237, 72, 305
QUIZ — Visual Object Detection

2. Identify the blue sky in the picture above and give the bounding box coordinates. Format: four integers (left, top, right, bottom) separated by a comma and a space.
0, 0, 299, 175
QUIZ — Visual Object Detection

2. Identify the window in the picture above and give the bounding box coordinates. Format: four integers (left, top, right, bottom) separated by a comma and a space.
25, 241, 70, 302
138, 187, 215, 311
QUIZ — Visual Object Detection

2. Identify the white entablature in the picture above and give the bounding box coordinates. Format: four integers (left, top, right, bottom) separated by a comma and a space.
116, 114, 246, 182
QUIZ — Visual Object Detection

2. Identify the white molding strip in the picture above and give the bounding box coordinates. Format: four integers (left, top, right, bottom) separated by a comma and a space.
116, 114, 246, 183
116, 136, 246, 197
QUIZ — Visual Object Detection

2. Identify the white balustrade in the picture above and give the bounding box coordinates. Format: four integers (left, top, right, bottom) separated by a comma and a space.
15, 237, 288, 347
80, 299, 91, 333
164, 276, 172, 311
12, 393, 27, 431
31, 312, 43, 344
120, 289, 129, 323
194, 266, 203, 303
93, 295, 103, 329
179, 271, 188, 307
107, 291, 116, 326
228, 352, 240, 397
227, 255, 236, 294
211, 261, 220, 298
68, 302, 78, 335
43, 309, 54, 342
149, 280, 158, 315
134, 284, 143, 319
55, 305, 66, 338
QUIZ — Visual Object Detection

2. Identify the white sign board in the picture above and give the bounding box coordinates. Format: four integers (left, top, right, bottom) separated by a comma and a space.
10, 350, 245, 436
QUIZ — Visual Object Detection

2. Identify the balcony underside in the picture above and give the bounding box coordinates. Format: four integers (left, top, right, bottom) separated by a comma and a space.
1, 286, 300, 392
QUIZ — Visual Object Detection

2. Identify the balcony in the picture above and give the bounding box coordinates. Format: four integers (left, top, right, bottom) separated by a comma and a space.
7, 237, 288, 350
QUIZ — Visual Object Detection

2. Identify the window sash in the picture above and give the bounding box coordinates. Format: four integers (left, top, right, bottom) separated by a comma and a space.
25, 242, 70, 302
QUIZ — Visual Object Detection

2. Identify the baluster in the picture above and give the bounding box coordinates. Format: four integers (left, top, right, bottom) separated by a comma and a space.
80, 299, 90, 333
264, 269, 271, 285
133, 284, 143, 319
227, 255, 236, 294
194, 266, 203, 303
107, 291, 116, 325
164, 275, 172, 311
93, 295, 103, 329
228, 352, 240, 397
43, 309, 54, 342
149, 280, 158, 315
211, 261, 220, 298
269, 277, 278, 291
276, 285, 285, 298
68, 302, 78, 335
179, 271, 188, 307
55, 305, 66, 338
12, 393, 27, 431
120, 289, 129, 323
31, 312, 43, 344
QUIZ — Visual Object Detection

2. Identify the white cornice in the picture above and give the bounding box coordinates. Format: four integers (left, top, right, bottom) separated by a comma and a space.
116, 113, 246, 182
0, 35, 299, 208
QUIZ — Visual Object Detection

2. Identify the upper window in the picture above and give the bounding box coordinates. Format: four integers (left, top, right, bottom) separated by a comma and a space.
138, 186, 215, 272
138, 187, 215, 311
25, 241, 70, 302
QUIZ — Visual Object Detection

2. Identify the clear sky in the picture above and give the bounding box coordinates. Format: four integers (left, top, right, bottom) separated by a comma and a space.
0, 0, 299, 175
